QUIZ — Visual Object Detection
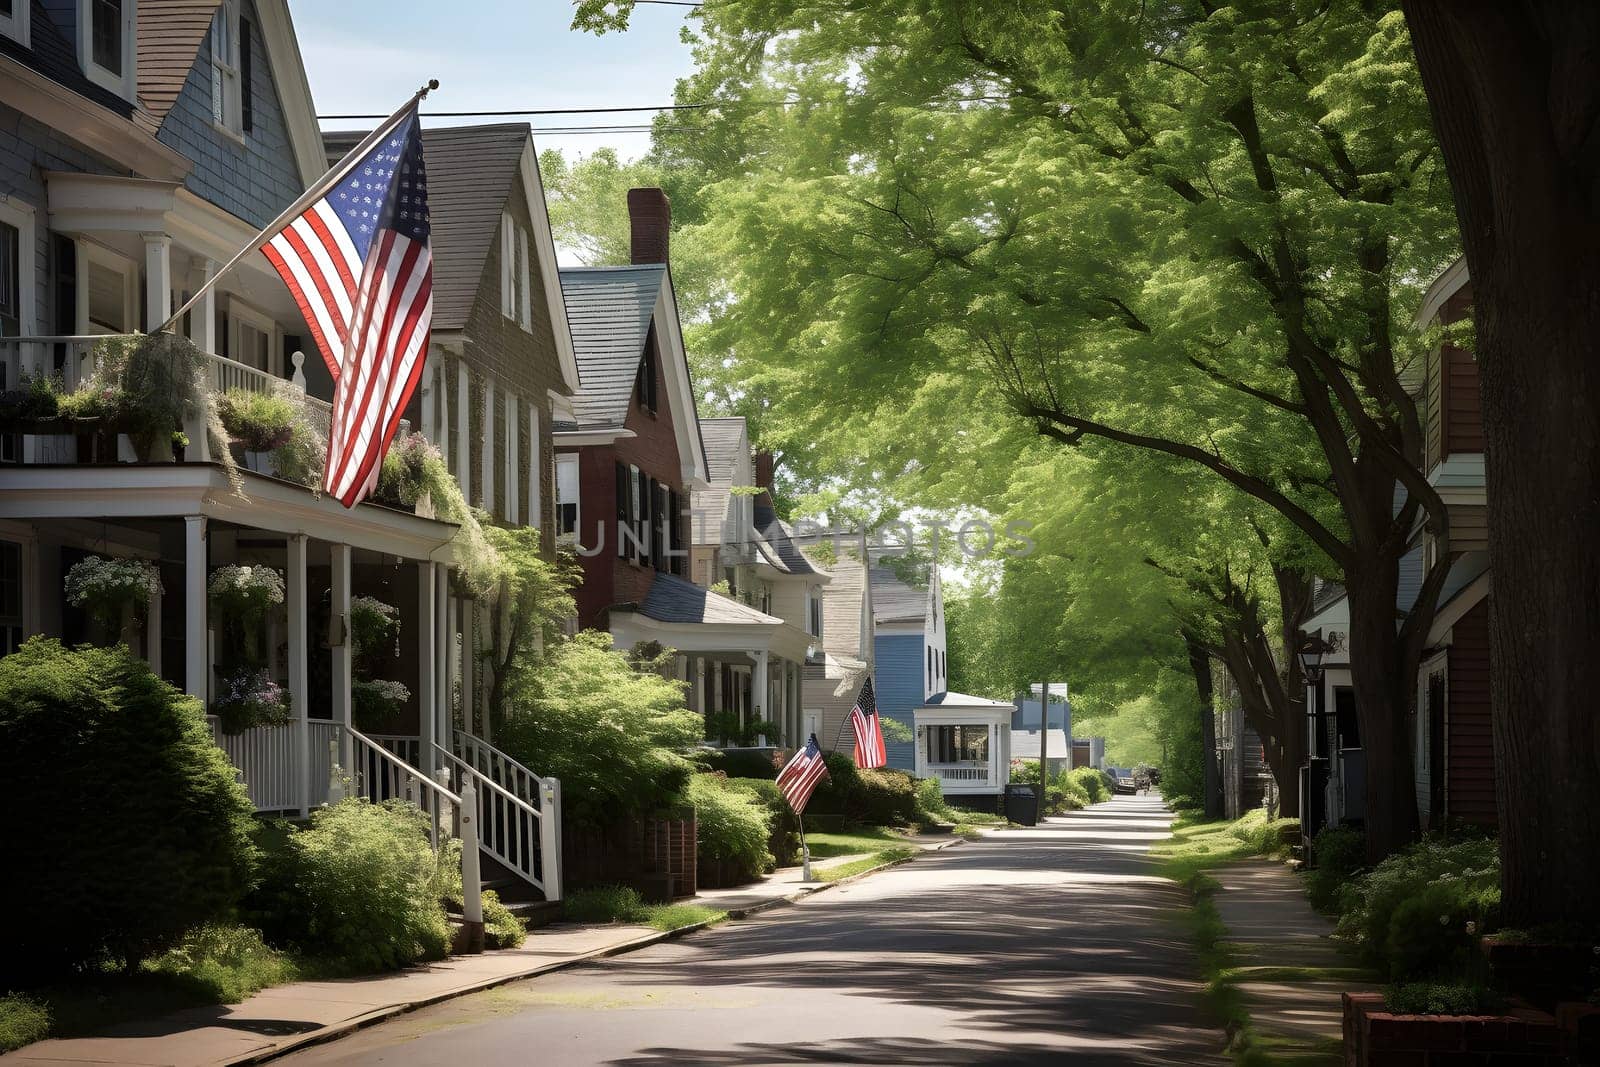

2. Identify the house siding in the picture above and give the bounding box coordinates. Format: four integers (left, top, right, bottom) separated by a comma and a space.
155, 0, 304, 227
1446, 597, 1496, 827
1425, 287, 1482, 469
873, 632, 924, 771
0, 101, 130, 334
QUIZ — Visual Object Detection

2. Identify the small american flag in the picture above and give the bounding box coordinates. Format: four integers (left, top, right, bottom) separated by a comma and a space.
776, 735, 830, 814
261, 107, 432, 507
850, 677, 887, 769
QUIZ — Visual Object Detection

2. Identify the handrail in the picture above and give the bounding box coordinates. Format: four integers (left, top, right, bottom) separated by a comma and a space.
447, 733, 562, 901
454, 731, 548, 805
435, 744, 541, 822
434, 742, 550, 897
347, 725, 459, 850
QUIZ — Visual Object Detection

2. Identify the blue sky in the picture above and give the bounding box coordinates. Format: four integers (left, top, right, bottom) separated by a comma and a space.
287, 0, 697, 162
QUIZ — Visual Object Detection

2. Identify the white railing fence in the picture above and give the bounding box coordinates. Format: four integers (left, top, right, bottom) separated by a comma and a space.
0, 336, 101, 393
451, 732, 562, 901
932, 764, 991, 784
208, 716, 301, 811
347, 725, 460, 850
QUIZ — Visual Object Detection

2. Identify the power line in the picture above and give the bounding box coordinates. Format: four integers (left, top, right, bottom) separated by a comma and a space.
317, 95, 1010, 122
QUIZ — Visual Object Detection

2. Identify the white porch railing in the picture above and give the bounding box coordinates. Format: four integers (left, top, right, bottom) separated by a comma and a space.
930, 764, 992, 785
209, 716, 302, 811
449, 733, 562, 901
347, 725, 460, 850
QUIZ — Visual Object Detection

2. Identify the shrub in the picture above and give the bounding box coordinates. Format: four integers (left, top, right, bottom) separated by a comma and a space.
499, 631, 701, 828
687, 774, 774, 883
248, 799, 451, 972
1305, 827, 1367, 912
1068, 766, 1111, 804
1230, 809, 1299, 854
431, 840, 525, 950
854, 768, 920, 827
0, 638, 258, 981
706, 747, 781, 780
560, 885, 723, 932
144, 923, 297, 1003
726, 778, 800, 866
1383, 982, 1492, 1015
1336, 836, 1500, 981
915, 777, 951, 821
0, 995, 50, 1053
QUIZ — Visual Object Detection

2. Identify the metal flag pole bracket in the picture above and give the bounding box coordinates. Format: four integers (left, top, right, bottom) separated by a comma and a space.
153, 78, 441, 338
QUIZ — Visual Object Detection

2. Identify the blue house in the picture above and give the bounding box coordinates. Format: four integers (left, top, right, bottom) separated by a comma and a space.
868, 551, 946, 771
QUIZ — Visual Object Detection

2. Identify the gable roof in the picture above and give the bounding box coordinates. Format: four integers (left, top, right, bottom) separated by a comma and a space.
134, 0, 221, 133
870, 557, 930, 625
694, 417, 746, 539
637, 573, 782, 626
753, 497, 818, 576
557, 265, 666, 428
416, 124, 526, 332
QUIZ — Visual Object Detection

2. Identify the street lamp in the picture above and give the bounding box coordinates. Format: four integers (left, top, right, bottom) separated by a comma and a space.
1296, 628, 1332, 686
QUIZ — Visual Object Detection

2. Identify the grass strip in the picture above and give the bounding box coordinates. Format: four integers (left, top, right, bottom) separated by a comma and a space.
815, 847, 918, 882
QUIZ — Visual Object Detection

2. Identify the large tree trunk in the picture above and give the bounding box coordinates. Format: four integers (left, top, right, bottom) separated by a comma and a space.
1344, 562, 1421, 862
1185, 631, 1224, 819
1404, 1, 1600, 928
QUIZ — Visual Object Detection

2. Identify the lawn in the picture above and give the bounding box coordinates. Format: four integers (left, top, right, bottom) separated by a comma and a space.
560, 886, 727, 932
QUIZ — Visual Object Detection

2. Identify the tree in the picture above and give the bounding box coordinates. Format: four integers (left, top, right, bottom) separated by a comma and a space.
478, 526, 579, 734
581, 0, 1463, 858
1402, 2, 1600, 929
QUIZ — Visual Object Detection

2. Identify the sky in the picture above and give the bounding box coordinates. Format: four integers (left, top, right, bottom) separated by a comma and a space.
287, 0, 697, 162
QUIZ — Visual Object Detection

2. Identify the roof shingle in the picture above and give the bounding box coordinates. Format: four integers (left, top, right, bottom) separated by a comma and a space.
636, 573, 781, 626
558, 265, 665, 428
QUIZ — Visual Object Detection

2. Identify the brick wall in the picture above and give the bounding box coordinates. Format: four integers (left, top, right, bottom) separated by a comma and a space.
155, 0, 303, 228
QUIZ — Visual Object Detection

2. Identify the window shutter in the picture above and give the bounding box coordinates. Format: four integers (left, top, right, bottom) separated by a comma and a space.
614, 461, 628, 559
239, 16, 252, 131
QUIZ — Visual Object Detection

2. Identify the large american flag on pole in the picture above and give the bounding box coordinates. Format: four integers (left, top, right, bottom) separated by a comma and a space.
776, 735, 831, 814
849, 676, 887, 769
260, 107, 432, 507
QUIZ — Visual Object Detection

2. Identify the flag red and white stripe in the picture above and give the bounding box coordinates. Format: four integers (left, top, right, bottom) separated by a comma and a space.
259, 106, 432, 507
849, 676, 887, 769
776, 735, 831, 814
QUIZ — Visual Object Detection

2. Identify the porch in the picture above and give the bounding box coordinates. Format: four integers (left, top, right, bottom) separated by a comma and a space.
913, 693, 1016, 796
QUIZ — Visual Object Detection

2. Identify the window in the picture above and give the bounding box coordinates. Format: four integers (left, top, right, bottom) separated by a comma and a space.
80, 0, 136, 100
555, 454, 579, 537
807, 589, 822, 637
635, 333, 658, 413
500, 214, 532, 331
228, 298, 276, 372
0, 0, 28, 46
928, 725, 988, 764
0, 222, 18, 340
0, 540, 22, 656
209, 0, 248, 135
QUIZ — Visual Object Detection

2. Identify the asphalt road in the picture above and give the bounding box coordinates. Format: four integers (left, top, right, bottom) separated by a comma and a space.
281, 795, 1223, 1065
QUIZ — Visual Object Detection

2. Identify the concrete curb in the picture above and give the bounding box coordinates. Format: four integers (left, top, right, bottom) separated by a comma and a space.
235, 835, 966, 1064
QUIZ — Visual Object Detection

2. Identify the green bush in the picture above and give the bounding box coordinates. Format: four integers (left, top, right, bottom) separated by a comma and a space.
915, 777, 951, 821
0, 638, 258, 980
726, 778, 800, 866
431, 840, 526, 950
1230, 809, 1300, 854
216, 388, 297, 451
499, 631, 701, 828
0, 995, 50, 1053
144, 924, 297, 1003
706, 748, 781, 780
806, 752, 861, 816
854, 768, 920, 827
687, 774, 774, 882
560, 885, 724, 932
249, 800, 451, 971
1306, 827, 1367, 912
1336, 836, 1500, 981
1068, 766, 1112, 804
1383, 982, 1492, 1015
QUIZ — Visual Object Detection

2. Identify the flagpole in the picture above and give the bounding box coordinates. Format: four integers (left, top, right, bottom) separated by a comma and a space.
154, 78, 440, 337
798, 810, 812, 882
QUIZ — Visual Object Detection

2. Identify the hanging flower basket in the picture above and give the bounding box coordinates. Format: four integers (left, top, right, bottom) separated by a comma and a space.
207, 564, 285, 621
351, 678, 410, 732
63, 555, 162, 633
214, 667, 292, 734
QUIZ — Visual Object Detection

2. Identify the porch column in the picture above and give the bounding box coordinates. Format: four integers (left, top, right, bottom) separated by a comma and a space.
914, 722, 926, 779
141, 234, 171, 328
287, 534, 309, 814
146, 575, 162, 677
989, 721, 999, 788
435, 565, 451, 755
752, 650, 769, 739
418, 561, 437, 773
186, 258, 217, 352
183, 516, 207, 703
331, 543, 352, 771
421, 366, 436, 448
454, 360, 470, 490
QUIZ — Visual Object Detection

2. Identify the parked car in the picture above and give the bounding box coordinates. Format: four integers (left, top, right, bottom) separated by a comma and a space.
1113, 771, 1137, 795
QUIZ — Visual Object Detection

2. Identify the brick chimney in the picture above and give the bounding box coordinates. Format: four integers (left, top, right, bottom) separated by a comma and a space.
754, 450, 775, 491
627, 187, 671, 265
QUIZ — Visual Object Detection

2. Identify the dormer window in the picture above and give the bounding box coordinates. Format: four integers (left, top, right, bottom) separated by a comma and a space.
210, 0, 252, 137
80, 0, 136, 102
0, 0, 29, 46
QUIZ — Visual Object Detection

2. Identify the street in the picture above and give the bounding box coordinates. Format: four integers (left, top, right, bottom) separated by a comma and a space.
282, 797, 1223, 1065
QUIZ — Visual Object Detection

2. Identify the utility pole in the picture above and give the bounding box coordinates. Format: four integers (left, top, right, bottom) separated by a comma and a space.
1038, 680, 1049, 812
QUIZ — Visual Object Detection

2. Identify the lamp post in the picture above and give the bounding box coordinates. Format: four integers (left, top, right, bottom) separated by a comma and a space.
1295, 628, 1336, 844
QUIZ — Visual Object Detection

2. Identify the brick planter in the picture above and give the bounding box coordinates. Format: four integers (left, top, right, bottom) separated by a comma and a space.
1343, 990, 1599, 1065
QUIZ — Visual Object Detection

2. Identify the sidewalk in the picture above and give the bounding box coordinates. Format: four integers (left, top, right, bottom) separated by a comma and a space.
1211, 859, 1376, 1055
6, 835, 963, 1066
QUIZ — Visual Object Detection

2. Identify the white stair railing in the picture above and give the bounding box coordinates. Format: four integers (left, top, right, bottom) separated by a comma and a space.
434, 744, 553, 899
347, 725, 460, 850
450, 733, 562, 901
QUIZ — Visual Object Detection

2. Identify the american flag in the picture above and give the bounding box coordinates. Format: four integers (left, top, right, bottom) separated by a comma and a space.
850, 677, 887, 769
776, 735, 830, 814
260, 108, 432, 507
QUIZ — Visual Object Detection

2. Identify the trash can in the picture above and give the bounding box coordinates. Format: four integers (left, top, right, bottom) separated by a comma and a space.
1005, 783, 1040, 826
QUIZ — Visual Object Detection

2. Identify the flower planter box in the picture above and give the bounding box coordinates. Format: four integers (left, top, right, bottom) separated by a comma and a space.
1342, 990, 1593, 1065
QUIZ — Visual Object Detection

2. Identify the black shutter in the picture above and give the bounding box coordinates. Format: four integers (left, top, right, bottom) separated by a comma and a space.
239, 17, 253, 133
614, 461, 628, 559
